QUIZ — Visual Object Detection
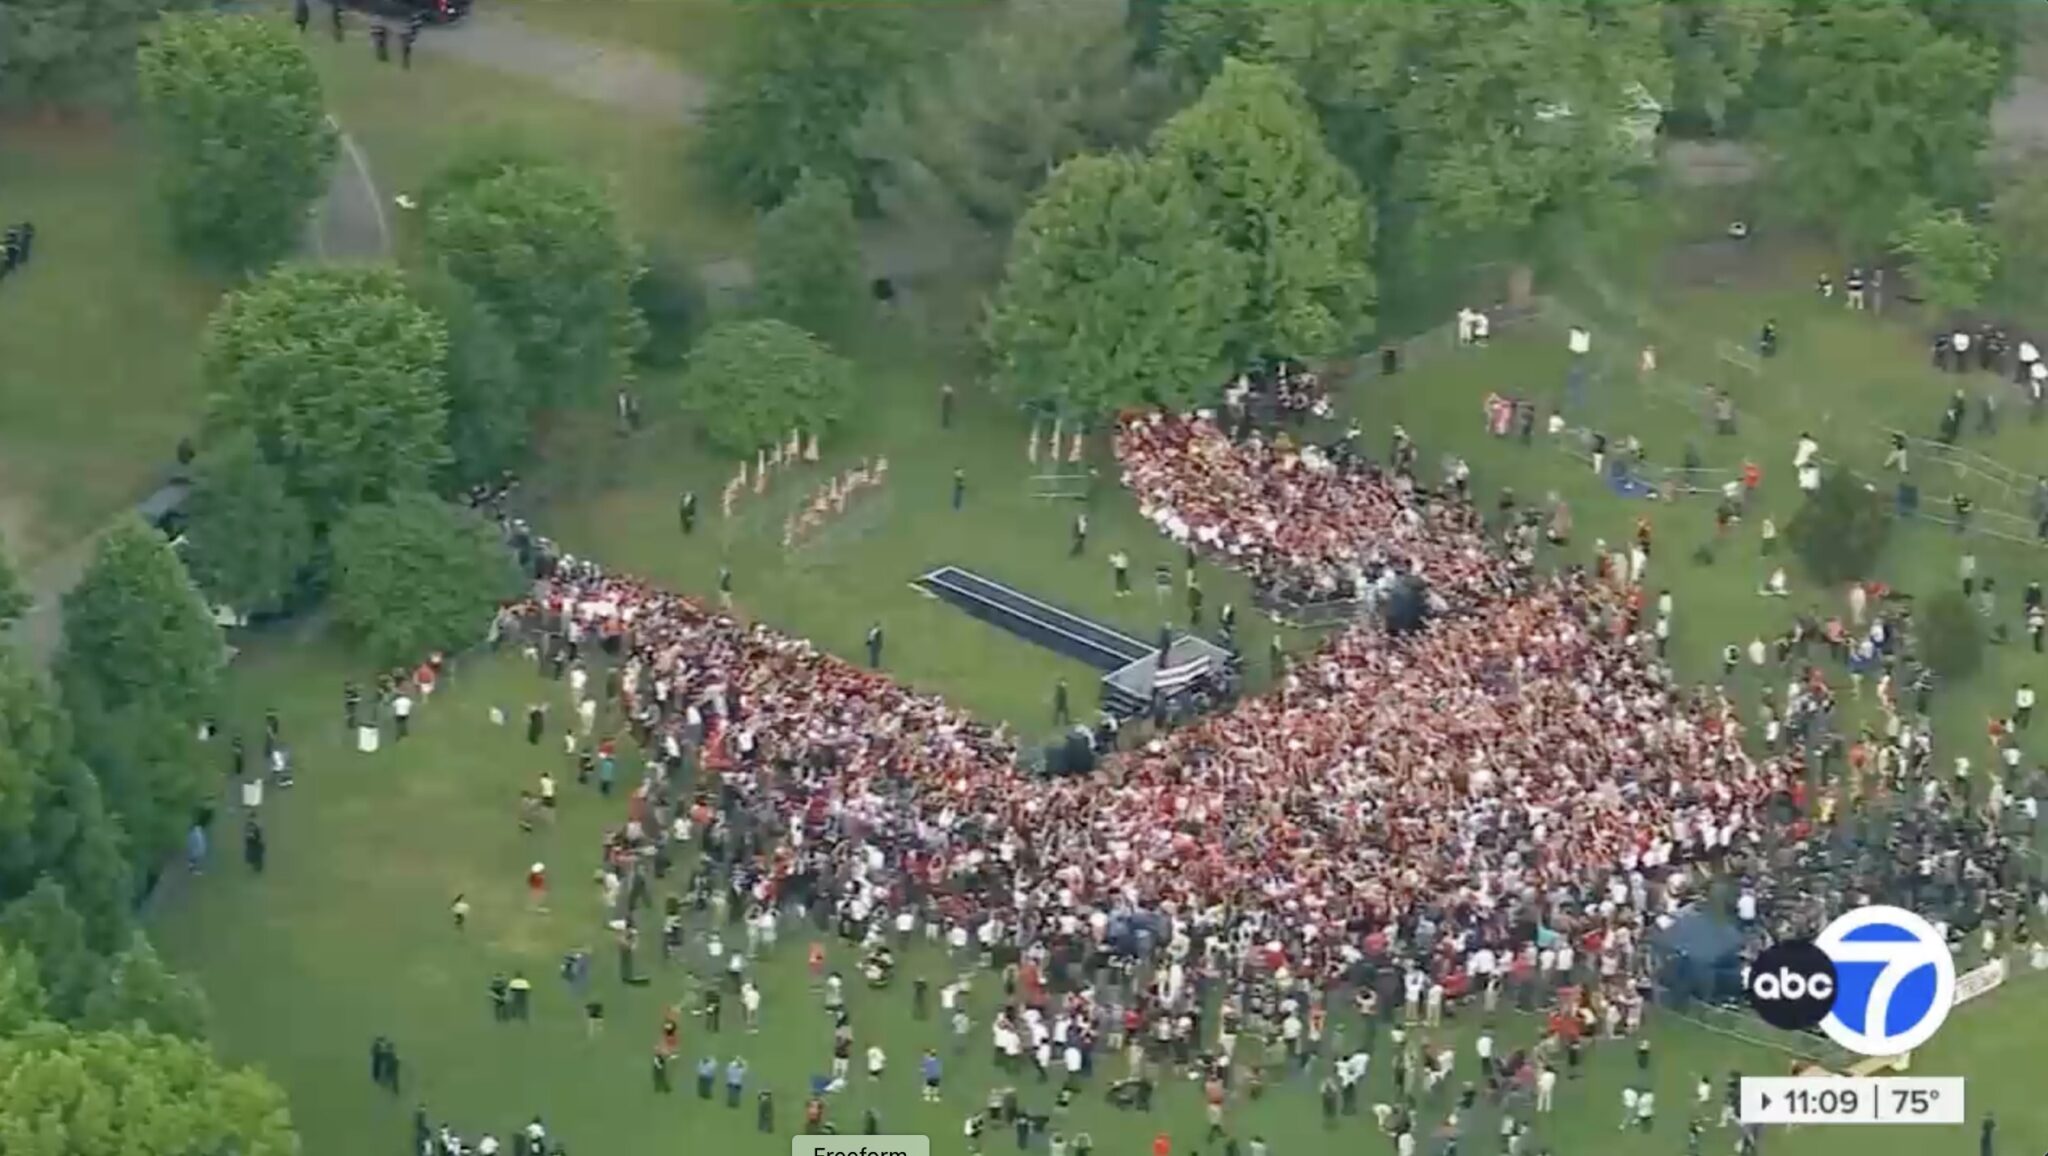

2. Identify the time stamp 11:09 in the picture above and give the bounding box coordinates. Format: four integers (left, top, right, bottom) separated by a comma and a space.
1739, 1077, 1966, 1126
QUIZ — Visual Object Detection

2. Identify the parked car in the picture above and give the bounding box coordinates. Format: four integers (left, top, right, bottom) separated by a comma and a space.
343, 0, 471, 26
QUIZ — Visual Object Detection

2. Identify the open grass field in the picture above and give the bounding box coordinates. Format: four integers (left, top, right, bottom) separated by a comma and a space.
0, 118, 220, 568
149, 212, 2048, 1156
153, 637, 2048, 1156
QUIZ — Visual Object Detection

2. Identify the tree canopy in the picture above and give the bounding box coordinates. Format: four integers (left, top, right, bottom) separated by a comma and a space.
1152, 58, 1375, 362
855, 0, 1169, 255
329, 493, 523, 666
676, 319, 855, 456
1, 0, 193, 109
202, 265, 451, 520
0, 530, 25, 631
412, 272, 535, 492
701, 0, 913, 209
1891, 203, 1997, 316
79, 934, 209, 1041
136, 12, 334, 269
0, 649, 133, 953
1757, 0, 2002, 248
1661, 0, 1790, 135
424, 157, 646, 404
1786, 469, 1892, 587
0, 880, 99, 1021
754, 170, 864, 339
1990, 171, 2048, 312
986, 151, 1244, 415
0, 1023, 299, 1156
55, 521, 221, 870
180, 433, 314, 618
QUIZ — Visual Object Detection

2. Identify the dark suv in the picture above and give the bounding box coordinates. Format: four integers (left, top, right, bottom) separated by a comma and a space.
344, 0, 471, 24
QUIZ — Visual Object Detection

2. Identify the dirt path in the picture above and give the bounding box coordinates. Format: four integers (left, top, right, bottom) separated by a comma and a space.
416, 7, 708, 122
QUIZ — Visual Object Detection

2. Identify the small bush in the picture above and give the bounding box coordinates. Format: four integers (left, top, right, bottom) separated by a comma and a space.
1918, 590, 1984, 679
631, 250, 708, 369
1786, 470, 1891, 586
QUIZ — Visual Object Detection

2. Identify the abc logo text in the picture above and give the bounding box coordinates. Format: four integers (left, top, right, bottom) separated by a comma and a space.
1744, 905, 1957, 1057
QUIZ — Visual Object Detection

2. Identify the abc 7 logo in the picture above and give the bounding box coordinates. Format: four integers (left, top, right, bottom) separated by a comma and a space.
1744, 905, 1957, 1056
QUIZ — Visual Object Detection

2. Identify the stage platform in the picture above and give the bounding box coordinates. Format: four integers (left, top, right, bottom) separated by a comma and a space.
913, 565, 1234, 719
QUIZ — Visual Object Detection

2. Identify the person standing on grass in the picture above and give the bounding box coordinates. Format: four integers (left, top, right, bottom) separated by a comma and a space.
525, 702, 546, 746
718, 565, 734, 611
940, 383, 956, 429
392, 686, 413, 739
1110, 551, 1130, 597
1071, 513, 1088, 557
679, 491, 696, 535
725, 1056, 747, 1106
952, 468, 967, 511
293, 0, 309, 32
242, 818, 265, 873
697, 1055, 717, 1099
1052, 679, 1070, 727
867, 622, 884, 669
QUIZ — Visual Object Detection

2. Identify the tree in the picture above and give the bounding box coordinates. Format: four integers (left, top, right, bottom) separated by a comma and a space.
0, 940, 44, 1036
0, 880, 100, 1021
412, 273, 534, 491
0, 0, 193, 109
1786, 470, 1892, 587
855, 0, 1170, 256
329, 493, 522, 666
1661, 0, 1790, 135
136, 13, 334, 269
1152, 59, 1375, 362
1153, 0, 1265, 88
701, 0, 912, 209
0, 1023, 299, 1156
675, 320, 854, 456
202, 266, 450, 520
630, 247, 709, 369
986, 152, 1244, 415
55, 521, 220, 871
0, 649, 133, 953
754, 171, 863, 339
1989, 171, 2048, 311
80, 934, 208, 1040
0, 529, 25, 631
1376, 1, 1669, 265
57, 521, 218, 725
1918, 589, 1984, 679
1757, 1, 2001, 249
180, 434, 313, 618
1890, 203, 1997, 315
424, 157, 645, 404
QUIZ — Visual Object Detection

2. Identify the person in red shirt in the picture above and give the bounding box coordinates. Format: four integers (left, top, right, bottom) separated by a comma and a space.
527, 862, 548, 912
1151, 1132, 1171, 1156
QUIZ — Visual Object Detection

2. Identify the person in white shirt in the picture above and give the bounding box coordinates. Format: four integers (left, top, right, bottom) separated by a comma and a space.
1423, 981, 1444, 1027
1793, 433, 1818, 470
866, 1044, 886, 1078
392, 691, 414, 738
1536, 1066, 1557, 1112
1569, 327, 1592, 356
1474, 1031, 1494, 1076
741, 981, 762, 1030
1403, 969, 1425, 1021
1636, 1088, 1656, 1131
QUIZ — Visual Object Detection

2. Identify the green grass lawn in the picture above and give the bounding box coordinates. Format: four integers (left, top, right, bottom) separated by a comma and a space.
153, 637, 2048, 1156
0, 118, 220, 567
303, 29, 749, 264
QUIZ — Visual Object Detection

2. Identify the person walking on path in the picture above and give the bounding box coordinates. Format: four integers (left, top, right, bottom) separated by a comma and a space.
293, 0, 309, 33
400, 24, 417, 68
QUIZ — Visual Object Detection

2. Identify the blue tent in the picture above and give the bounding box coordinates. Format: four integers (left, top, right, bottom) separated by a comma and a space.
1652, 908, 1746, 1008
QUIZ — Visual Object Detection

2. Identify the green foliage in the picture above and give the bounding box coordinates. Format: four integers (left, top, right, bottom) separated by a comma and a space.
55, 522, 221, 870
0, 650, 133, 953
1661, 0, 1791, 134
1154, 0, 1264, 88
423, 157, 646, 404
181, 433, 314, 617
0, 0, 191, 108
0, 1023, 299, 1156
0, 880, 101, 1021
701, 0, 912, 209
754, 171, 864, 339
1918, 589, 1984, 680
413, 273, 535, 491
81, 933, 209, 1040
676, 319, 854, 456
329, 493, 523, 666
202, 265, 451, 520
630, 248, 709, 369
987, 151, 1244, 415
857, 0, 1170, 254
1989, 172, 2048, 311
1757, 0, 2001, 249
57, 521, 219, 724
1786, 469, 1892, 587
1890, 203, 1997, 315
0, 529, 25, 630
1152, 59, 1375, 362
136, 13, 334, 269
0, 940, 45, 1035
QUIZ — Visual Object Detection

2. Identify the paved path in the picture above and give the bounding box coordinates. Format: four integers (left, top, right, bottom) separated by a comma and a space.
416, 7, 708, 122
308, 120, 392, 260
